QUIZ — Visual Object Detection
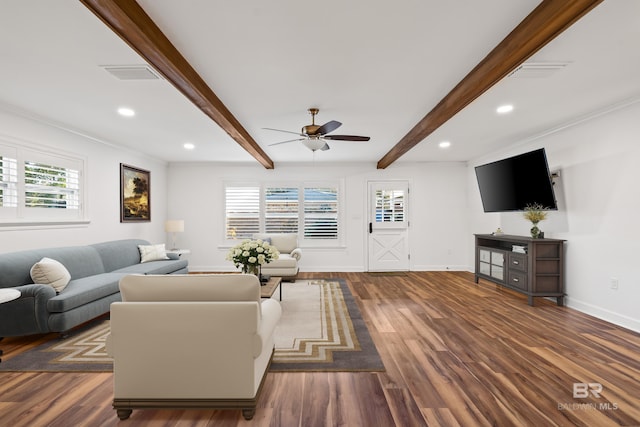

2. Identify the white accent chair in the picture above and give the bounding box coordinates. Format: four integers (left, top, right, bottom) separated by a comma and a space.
107, 274, 282, 421
253, 233, 302, 281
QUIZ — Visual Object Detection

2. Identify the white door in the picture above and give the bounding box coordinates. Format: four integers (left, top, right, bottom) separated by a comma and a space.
367, 181, 410, 271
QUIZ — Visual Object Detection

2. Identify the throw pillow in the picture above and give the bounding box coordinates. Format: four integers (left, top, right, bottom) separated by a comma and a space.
30, 257, 71, 292
138, 243, 169, 263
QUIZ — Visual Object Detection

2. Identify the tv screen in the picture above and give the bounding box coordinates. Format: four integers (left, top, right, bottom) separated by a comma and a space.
475, 148, 557, 212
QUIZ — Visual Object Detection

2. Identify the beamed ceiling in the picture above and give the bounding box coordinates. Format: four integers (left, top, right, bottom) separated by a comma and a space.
1, 1, 639, 168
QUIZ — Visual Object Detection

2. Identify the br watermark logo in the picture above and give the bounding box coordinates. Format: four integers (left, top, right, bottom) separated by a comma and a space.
573, 382, 602, 398
558, 383, 619, 412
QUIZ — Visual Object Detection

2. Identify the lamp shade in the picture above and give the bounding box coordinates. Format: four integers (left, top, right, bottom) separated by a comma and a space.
164, 220, 184, 233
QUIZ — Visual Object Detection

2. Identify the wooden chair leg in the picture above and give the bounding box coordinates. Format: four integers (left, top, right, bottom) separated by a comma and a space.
116, 409, 132, 420
242, 408, 255, 420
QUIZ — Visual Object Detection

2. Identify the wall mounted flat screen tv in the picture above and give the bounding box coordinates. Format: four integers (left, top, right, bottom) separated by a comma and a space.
475, 148, 557, 212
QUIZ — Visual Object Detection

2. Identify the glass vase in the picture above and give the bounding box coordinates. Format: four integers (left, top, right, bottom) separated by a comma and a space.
530, 222, 541, 239
243, 264, 259, 276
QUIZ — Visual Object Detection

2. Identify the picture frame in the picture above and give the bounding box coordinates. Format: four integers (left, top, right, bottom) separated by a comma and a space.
120, 163, 151, 222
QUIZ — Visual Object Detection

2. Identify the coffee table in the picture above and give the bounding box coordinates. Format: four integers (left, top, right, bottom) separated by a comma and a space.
260, 276, 282, 300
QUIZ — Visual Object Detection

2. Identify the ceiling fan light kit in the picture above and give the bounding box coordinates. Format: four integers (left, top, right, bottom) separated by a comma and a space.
265, 108, 370, 152
302, 138, 329, 152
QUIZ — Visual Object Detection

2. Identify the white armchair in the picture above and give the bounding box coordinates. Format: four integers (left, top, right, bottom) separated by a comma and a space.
107, 274, 282, 420
253, 233, 302, 281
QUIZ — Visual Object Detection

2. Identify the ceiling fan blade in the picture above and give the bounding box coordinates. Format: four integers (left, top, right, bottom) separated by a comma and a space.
263, 127, 305, 137
320, 142, 330, 151
268, 138, 304, 146
314, 120, 342, 135
323, 135, 370, 142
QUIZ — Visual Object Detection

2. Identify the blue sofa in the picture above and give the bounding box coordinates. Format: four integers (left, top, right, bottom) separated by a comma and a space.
0, 239, 188, 337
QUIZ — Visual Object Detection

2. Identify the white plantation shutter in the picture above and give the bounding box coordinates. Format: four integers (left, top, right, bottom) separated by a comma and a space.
225, 186, 260, 239
375, 189, 405, 223
303, 187, 338, 239
0, 155, 18, 208
265, 186, 299, 233
24, 161, 80, 209
224, 182, 342, 245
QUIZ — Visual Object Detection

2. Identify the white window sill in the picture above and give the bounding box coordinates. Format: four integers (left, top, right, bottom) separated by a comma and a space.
0, 219, 91, 230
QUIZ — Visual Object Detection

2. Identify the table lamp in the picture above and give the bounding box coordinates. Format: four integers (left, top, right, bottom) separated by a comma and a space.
164, 220, 184, 250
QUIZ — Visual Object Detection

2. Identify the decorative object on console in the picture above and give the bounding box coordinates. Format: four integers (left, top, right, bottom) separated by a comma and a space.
120, 164, 150, 222
164, 219, 185, 250
523, 203, 549, 238
226, 239, 280, 276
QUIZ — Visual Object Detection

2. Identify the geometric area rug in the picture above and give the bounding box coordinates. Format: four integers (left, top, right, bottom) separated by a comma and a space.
0, 278, 384, 373
270, 278, 384, 372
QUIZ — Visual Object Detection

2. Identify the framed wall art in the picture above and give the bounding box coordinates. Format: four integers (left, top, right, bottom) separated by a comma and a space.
120, 163, 150, 222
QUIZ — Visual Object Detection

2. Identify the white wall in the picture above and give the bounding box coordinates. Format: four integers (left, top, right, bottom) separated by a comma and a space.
4, 96, 638, 333
0, 107, 169, 253
167, 161, 470, 272
468, 99, 640, 332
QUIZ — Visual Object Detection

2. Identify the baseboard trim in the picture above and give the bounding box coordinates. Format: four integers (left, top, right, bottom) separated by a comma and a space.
565, 297, 640, 333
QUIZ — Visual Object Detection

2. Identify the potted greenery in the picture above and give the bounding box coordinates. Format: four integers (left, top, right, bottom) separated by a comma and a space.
523, 203, 548, 238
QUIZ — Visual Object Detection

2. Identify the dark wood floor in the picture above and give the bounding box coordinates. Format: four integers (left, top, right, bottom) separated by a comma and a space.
1, 272, 639, 426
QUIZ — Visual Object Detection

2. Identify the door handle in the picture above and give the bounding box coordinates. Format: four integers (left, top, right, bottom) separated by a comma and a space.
369, 222, 373, 234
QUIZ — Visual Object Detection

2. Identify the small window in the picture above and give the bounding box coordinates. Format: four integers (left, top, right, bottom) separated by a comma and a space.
265, 186, 299, 233
0, 155, 18, 208
375, 189, 405, 223
24, 161, 80, 209
0, 140, 85, 225
225, 185, 260, 239
304, 187, 338, 239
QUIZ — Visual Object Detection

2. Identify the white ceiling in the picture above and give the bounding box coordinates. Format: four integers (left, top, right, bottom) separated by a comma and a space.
1, 1, 639, 166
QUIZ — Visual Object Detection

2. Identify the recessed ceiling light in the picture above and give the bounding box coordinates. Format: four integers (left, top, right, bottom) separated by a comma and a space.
117, 107, 135, 117
496, 104, 514, 114
439, 141, 451, 148
183, 143, 195, 150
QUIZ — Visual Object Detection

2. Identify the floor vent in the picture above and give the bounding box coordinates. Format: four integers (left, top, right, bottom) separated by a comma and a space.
101, 65, 162, 80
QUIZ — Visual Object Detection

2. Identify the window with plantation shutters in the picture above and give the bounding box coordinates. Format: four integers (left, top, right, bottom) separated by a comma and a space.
265, 186, 298, 233
225, 186, 260, 239
224, 181, 342, 245
24, 161, 79, 209
304, 187, 338, 239
0, 155, 18, 209
1, 140, 86, 225
375, 189, 405, 224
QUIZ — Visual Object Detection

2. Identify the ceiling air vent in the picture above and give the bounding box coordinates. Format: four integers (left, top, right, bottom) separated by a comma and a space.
508, 62, 570, 78
101, 65, 162, 80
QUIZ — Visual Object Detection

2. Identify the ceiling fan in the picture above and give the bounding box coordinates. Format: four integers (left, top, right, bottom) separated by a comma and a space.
264, 108, 370, 152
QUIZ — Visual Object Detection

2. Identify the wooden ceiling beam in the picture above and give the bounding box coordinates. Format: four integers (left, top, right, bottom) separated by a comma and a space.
81, 0, 274, 169
376, 0, 604, 169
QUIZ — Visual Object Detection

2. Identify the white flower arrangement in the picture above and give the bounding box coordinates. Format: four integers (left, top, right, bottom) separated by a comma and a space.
226, 239, 279, 273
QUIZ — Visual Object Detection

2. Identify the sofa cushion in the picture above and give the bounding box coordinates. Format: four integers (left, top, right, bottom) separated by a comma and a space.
0, 246, 106, 289
253, 233, 298, 253
120, 274, 261, 306
263, 254, 297, 269
47, 273, 126, 312
113, 259, 188, 275
138, 243, 169, 263
90, 239, 149, 272
30, 257, 71, 292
